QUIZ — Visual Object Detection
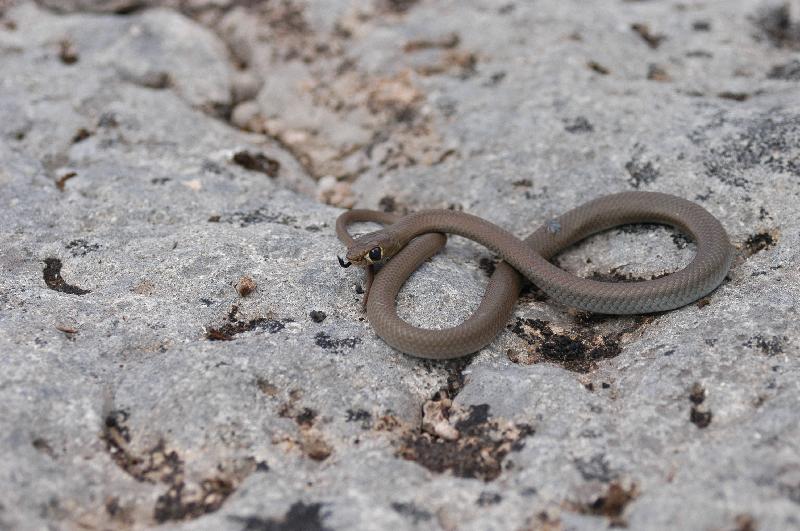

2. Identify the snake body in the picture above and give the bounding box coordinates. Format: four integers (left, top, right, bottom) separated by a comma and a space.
336, 192, 733, 359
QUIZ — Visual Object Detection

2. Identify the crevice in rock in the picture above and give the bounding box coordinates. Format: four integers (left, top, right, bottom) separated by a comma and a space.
396, 402, 534, 482
206, 305, 287, 341
507, 316, 650, 373
42, 258, 90, 295
101, 409, 255, 524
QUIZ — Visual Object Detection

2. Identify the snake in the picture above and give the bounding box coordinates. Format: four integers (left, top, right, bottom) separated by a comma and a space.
336, 191, 733, 360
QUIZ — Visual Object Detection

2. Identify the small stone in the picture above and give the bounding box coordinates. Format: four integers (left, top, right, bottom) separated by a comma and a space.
231, 101, 264, 132
235, 276, 256, 297
231, 70, 262, 103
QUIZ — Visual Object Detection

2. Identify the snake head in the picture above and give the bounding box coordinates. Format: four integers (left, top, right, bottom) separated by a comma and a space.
341, 230, 401, 268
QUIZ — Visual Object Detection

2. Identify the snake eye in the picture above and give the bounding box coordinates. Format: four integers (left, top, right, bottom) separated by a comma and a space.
368, 247, 382, 261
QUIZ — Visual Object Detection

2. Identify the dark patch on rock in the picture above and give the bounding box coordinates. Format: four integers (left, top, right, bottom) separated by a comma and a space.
588, 266, 670, 283
587, 61, 610, 75
768, 60, 800, 80
346, 409, 372, 429
572, 482, 638, 527
103, 410, 248, 522
631, 23, 665, 48
454, 404, 490, 432
564, 116, 594, 133
690, 406, 712, 428
688, 382, 712, 428
397, 404, 534, 482
754, 4, 800, 49
58, 39, 78, 65
314, 331, 361, 353
742, 231, 777, 257
478, 256, 496, 276
72, 127, 92, 143
219, 208, 297, 227
231, 502, 330, 531
476, 491, 502, 506
102, 411, 182, 484
42, 258, 90, 295
508, 318, 623, 373
733, 514, 758, 531
206, 305, 285, 340
232, 150, 280, 177
279, 406, 317, 428
646, 63, 670, 81
625, 154, 659, 188
154, 478, 235, 523
309, 310, 327, 323
689, 382, 706, 405
745, 335, 787, 356
65, 239, 100, 256
717, 91, 750, 102
705, 114, 800, 187
382, 0, 419, 14
55, 171, 77, 191
575, 454, 615, 482
422, 354, 476, 400
391, 502, 432, 524
32, 437, 56, 459
692, 20, 711, 31
378, 195, 396, 212
670, 232, 692, 249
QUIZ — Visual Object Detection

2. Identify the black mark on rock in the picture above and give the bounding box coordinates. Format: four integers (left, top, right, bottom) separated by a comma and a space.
564, 116, 594, 134
755, 4, 800, 49
587, 61, 610, 75
705, 114, 800, 187
206, 305, 285, 340
43, 258, 90, 295
742, 231, 777, 257
218, 208, 296, 227
58, 39, 78, 64
232, 151, 280, 178
397, 404, 533, 482
625, 153, 659, 188
346, 409, 372, 429
572, 482, 638, 527
768, 60, 800, 80
231, 502, 330, 531
745, 335, 787, 356
631, 23, 665, 48
508, 318, 624, 373
391, 502, 432, 524
689, 382, 712, 428
154, 479, 235, 523
314, 331, 360, 353
66, 239, 100, 257
378, 195, 396, 212
575, 454, 615, 482
717, 91, 750, 102
478, 256, 496, 276
476, 491, 502, 506
309, 310, 327, 323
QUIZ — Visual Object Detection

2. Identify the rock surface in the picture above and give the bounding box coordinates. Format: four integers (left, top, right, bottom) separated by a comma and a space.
0, 0, 798, 529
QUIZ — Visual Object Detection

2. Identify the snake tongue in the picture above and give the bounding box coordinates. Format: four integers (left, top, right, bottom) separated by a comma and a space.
337, 256, 352, 268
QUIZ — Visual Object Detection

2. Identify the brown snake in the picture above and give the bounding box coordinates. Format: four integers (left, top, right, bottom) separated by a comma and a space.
336, 191, 733, 359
